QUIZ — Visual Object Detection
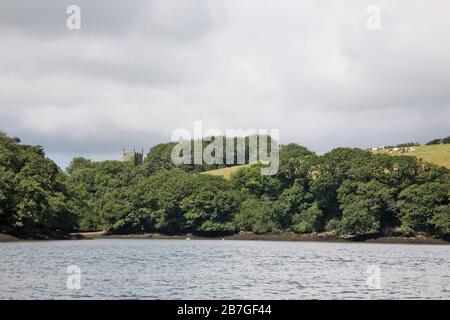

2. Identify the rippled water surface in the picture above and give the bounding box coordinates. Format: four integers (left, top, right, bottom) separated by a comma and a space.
0, 239, 449, 299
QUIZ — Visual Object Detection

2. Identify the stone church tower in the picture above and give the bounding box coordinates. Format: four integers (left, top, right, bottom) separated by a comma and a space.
123, 147, 144, 166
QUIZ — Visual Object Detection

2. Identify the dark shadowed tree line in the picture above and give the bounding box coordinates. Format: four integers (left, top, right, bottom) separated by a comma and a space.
1, 132, 449, 238
426, 136, 450, 145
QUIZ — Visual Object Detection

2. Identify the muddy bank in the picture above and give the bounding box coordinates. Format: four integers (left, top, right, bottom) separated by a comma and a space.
1, 229, 448, 244
74, 231, 449, 245
0, 229, 84, 242
224, 233, 448, 244
0, 233, 19, 242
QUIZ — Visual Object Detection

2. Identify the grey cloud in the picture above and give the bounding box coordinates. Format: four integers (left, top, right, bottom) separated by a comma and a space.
0, 0, 217, 88
0, 0, 214, 39
0, 0, 449, 167
0, 0, 143, 37
14, 127, 164, 155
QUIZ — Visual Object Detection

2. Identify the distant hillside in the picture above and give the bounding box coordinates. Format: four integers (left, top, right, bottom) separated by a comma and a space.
201, 164, 252, 180
376, 144, 450, 169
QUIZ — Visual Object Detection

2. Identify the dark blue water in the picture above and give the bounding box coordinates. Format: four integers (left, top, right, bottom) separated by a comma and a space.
0, 239, 448, 299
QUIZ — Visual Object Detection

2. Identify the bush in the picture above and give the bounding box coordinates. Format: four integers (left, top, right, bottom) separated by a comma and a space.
292, 202, 324, 233
337, 204, 381, 235
325, 218, 340, 232
430, 205, 450, 236
396, 142, 420, 148
234, 197, 276, 233
336, 180, 390, 235
198, 221, 236, 236
398, 182, 449, 234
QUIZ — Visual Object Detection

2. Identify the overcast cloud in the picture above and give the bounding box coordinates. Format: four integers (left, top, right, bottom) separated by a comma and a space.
0, 0, 449, 168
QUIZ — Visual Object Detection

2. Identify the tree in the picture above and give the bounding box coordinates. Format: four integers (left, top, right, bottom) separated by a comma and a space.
0, 167, 17, 227
277, 144, 317, 187
65, 158, 138, 230
416, 163, 450, 185
272, 180, 313, 229
310, 171, 340, 218
234, 197, 276, 234
426, 138, 442, 145
0, 132, 76, 232
292, 202, 324, 233
338, 203, 381, 235
131, 169, 237, 235
231, 164, 282, 198
144, 142, 177, 175
395, 142, 420, 147
3, 130, 450, 240
430, 205, 450, 236
337, 180, 393, 235
181, 188, 239, 235
347, 155, 420, 193
309, 148, 372, 221
320, 148, 372, 185
97, 189, 152, 233
398, 182, 449, 234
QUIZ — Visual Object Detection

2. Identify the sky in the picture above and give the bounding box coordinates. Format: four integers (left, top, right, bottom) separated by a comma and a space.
0, 0, 449, 168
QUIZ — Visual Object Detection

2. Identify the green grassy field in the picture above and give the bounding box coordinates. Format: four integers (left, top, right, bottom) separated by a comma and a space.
201, 164, 251, 180
377, 144, 450, 169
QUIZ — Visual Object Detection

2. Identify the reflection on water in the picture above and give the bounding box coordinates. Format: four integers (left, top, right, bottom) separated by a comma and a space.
0, 239, 449, 299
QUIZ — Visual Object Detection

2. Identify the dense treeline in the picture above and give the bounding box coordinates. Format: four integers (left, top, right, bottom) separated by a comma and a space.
1, 132, 449, 238
426, 136, 450, 145
381, 136, 450, 148
0, 133, 77, 233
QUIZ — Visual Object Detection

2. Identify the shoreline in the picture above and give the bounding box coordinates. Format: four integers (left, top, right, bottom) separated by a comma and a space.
2, 231, 448, 245
0, 230, 84, 242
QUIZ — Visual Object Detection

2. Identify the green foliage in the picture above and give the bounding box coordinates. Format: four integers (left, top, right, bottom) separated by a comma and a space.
143, 135, 276, 175
1, 131, 449, 239
310, 172, 339, 217
320, 148, 372, 184
338, 205, 381, 235
0, 132, 76, 232
129, 169, 237, 235
181, 188, 239, 235
292, 202, 324, 233
272, 180, 313, 229
231, 164, 282, 198
398, 182, 449, 234
132, 169, 195, 234
396, 142, 420, 147
426, 138, 442, 145
143, 142, 178, 175
325, 218, 340, 232
430, 205, 450, 236
65, 157, 140, 231
234, 197, 276, 234
347, 155, 420, 192
337, 180, 393, 235
416, 163, 450, 185
277, 144, 317, 187
426, 136, 450, 145
0, 167, 17, 227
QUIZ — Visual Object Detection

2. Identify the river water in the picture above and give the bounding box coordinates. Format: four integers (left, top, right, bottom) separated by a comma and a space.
0, 239, 448, 299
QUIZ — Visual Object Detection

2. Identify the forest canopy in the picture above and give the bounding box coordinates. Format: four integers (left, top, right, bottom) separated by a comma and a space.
1, 132, 449, 238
